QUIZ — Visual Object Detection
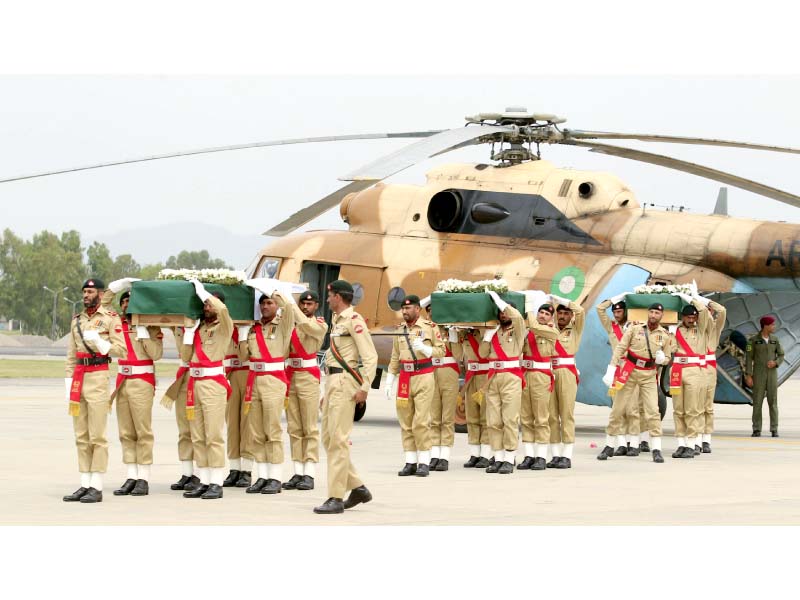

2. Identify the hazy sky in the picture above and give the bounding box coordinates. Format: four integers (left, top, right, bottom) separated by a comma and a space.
2, 76, 799, 252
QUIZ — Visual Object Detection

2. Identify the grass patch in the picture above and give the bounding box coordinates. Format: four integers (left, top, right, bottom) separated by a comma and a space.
0, 359, 179, 379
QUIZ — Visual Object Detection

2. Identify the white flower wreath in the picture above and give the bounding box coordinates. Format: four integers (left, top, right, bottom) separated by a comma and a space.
157, 268, 248, 286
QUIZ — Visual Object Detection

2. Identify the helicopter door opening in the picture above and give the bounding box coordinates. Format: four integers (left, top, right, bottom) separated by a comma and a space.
300, 262, 341, 347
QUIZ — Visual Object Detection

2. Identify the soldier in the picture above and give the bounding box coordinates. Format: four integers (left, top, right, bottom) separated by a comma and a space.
547, 297, 585, 468
283, 290, 326, 491
700, 298, 727, 452
222, 326, 254, 488
479, 291, 525, 474
385, 295, 445, 477
745, 315, 785, 437
599, 303, 673, 463
237, 281, 295, 495
668, 293, 710, 459
181, 281, 234, 499
102, 279, 164, 496
314, 280, 378, 515
63, 278, 125, 503
519, 302, 558, 471
422, 298, 460, 472
458, 327, 492, 468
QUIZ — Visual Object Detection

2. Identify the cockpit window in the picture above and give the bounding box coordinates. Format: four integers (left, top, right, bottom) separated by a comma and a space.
257, 257, 281, 279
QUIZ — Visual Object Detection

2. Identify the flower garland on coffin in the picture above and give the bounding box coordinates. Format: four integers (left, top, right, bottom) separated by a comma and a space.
431, 278, 531, 326
157, 268, 248, 286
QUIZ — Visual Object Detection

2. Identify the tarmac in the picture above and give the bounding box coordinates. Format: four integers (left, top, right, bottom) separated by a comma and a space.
1, 374, 798, 525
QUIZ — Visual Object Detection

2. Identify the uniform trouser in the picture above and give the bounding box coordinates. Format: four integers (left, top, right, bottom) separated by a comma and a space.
226, 370, 254, 461
174, 376, 194, 462
486, 372, 522, 452
521, 371, 551, 444
549, 369, 578, 444
116, 378, 154, 465
703, 368, 716, 434
672, 367, 706, 440
287, 371, 321, 462
188, 379, 227, 468
396, 372, 434, 452
465, 374, 489, 447
431, 367, 459, 448
72, 371, 110, 473
752, 370, 779, 432
322, 373, 363, 499
248, 375, 287, 464
608, 369, 662, 437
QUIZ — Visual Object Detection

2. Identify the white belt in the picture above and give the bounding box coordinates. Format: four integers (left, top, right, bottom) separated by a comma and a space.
522, 360, 551, 370
491, 360, 520, 370
551, 357, 575, 366
286, 358, 318, 369
119, 365, 154, 376
467, 362, 490, 372
432, 357, 458, 366
249, 361, 286, 373
190, 366, 225, 378
224, 358, 249, 368
674, 356, 705, 366
180, 361, 190, 368
705, 354, 716, 361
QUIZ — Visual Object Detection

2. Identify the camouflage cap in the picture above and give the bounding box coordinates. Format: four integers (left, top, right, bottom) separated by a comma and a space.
299, 289, 320, 303
327, 280, 354, 295
82, 278, 105, 290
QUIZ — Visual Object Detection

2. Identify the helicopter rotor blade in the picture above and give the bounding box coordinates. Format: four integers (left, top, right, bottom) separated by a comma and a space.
563, 130, 800, 155
0, 131, 443, 185
565, 140, 800, 208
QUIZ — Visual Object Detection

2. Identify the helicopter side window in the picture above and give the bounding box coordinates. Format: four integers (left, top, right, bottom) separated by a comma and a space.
258, 257, 281, 279
352, 282, 364, 306
387, 286, 405, 311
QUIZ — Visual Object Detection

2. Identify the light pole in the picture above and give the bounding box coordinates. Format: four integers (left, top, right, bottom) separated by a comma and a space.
63, 295, 80, 316
43, 286, 69, 340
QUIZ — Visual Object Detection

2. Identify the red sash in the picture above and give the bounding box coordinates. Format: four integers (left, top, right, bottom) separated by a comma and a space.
69, 351, 110, 415
285, 328, 321, 399
187, 327, 232, 420
523, 331, 553, 392
464, 334, 488, 384
612, 322, 624, 342
552, 340, 580, 384
615, 349, 657, 389
115, 322, 155, 391
433, 346, 461, 375
669, 328, 705, 395
397, 359, 435, 401
487, 332, 524, 386
244, 324, 288, 412
705, 347, 717, 370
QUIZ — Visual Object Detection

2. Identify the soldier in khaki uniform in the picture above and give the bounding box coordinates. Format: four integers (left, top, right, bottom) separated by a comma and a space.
222, 329, 254, 488
458, 328, 492, 468
101, 279, 164, 496
422, 298, 460, 471
283, 290, 326, 491
547, 297, 585, 469
314, 280, 378, 515
745, 315, 785, 437
63, 278, 126, 504
236, 281, 295, 495
700, 298, 727, 452
519, 302, 558, 471
478, 291, 525, 474
599, 302, 674, 463
668, 293, 710, 459
181, 281, 234, 499
386, 295, 445, 477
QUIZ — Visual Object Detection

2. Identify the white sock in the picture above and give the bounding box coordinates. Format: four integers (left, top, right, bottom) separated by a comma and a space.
616, 435, 627, 448
198, 467, 210, 485
440, 447, 451, 461
469, 444, 481, 457
535, 443, 548, 459
625, 434, 631, 444
214, 468, 227, 485
702, 434, 711, 444
257, 462, 268, 479
137, 464, 150, 481
605, 434, 615, 448
641, 431, 651, 443
689, 437, 698, 448
418, 450, 431, 466
493, 449, 505, 462
651, 437, 662, 451
89, 472, 103, 491
241, 458, 253, 471
293, 460, 304, 476
229, 458, 241, 471
524, 442, 535, 457
304, 461, 316, 478
563, 443, 574, 459
629, 435, 640, 447
549, 443, 560, 458
80, 473, 91, 488
479, 444, 492, 459
126, 464, 138, 479
268, 462, 283, 482
431, 446, 441, 459
504, 450, 516, 464
677, 437, 686, 448
404, 451, 418, 464
181, 460, 193, 477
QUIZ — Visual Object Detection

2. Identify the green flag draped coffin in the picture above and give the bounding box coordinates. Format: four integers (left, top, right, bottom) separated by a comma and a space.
430, 291, 527, 325
128, 280, 257, 325
623, 293, 688, 325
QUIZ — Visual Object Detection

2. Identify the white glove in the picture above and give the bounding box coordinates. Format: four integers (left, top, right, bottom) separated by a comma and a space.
274, 282, 297, 304
420, 295, 431, 309
482, 326, 497, 342
447, 327, 459, 343
689, 280, 699, 296
183, 319, 200, 345
674, 292, 693, 304
237, 325, 252, 340
486, 290, 509, 312
384, 373, 397, 401
190, 278, 212, 303
551, 294, 571, 307
610, 292, 626, 304
244, 277, 277, 297
81, 329, 111, 354
602, 365, 616, 387
135, 325, 150, 339
694, 294, 711, 307
411, 336, 433, 358
108, 277, 140, 293
64, 378, 72, 401
655, 349, 667, 365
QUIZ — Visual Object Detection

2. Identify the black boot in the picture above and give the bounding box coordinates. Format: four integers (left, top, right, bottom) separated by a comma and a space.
435, 459, 449, 472
546, 456, 561, 468
183, 475, 201, 492
260, 479, 282, 494
429, 458, 440, 470
474, 457, 491, 469
416, 464, 430, 477
131, 479, 149, 496
485, 459, 501, 473
681, 446, 695, 459
497, 461, 515, 474
314, 497, 344, 514
113, 478, 137, 496
79, 487, 103, 503
63, 487, 88, 502
702, 442, 712, 454
518, 456, 535, 470
613, 446, 627, 457
693, 445, 702, 456
672, 447, 686, 458
597, 446, 615, 460
171, 474, 196, 491
772, 430, 779, 438
555, 457, 572, 469
201, 484, 223, 499
653, 449, 664, 463
282, 474, 303, 490
344, 485, 372, 509
639, 441, 651, 452
235, 471, 252, 488
222, 470, 241, 487
463, 456, 480, 468
752, 431, 761, 437
246, 478, 268, 493
183, 484, 209, 498
398, 463, 417, 476
296, 475, 315, 490
532, 457, 547, 470
627, 446, 640, 457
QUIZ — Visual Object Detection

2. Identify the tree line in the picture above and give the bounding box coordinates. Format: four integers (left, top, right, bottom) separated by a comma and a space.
0, 228, 230, 339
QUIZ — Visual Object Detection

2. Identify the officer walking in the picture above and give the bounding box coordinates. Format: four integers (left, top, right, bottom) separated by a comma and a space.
745, 315, 784, 437
63, 278, 125, 503
314, 280, 378, 515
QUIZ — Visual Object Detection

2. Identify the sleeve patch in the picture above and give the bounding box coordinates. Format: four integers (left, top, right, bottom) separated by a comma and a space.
114, 326, 122, 333
354, 324, 364, 334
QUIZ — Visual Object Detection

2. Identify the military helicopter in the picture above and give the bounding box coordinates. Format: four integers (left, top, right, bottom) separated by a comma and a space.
5, 107, 800, 423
